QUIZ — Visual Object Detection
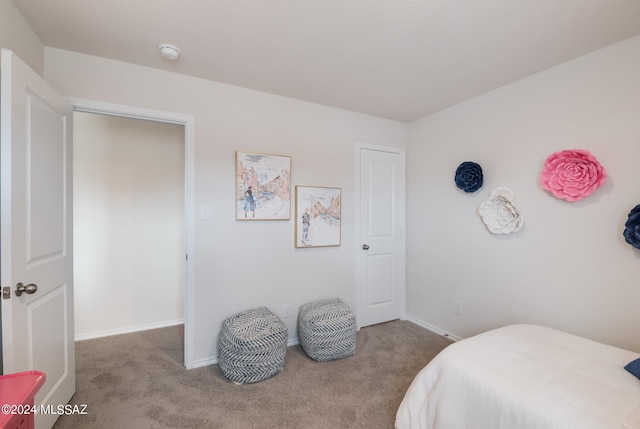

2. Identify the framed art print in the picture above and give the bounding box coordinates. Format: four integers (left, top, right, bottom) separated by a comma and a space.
236, 151, 291, 220
295, 186, 341, 247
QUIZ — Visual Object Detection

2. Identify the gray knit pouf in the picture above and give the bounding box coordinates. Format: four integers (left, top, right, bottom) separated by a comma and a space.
218, 307, 288, 384
298, 298, 356, 362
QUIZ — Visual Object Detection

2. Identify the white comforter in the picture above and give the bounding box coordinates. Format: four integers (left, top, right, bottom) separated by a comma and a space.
396, 324, 640, 429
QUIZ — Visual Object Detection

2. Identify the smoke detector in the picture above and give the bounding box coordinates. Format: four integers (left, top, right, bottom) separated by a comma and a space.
158, 43, 181, 61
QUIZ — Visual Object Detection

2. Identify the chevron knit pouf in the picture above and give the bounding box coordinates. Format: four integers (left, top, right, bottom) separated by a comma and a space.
298, 298, 356, 362
218, 307, 288, 384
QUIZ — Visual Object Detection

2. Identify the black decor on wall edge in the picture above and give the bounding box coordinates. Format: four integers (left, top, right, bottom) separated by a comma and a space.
623, 204, 640, 250
455, 161, 483, 193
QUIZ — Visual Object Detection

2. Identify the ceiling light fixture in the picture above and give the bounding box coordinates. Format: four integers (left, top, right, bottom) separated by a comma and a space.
158, 43, 181, 61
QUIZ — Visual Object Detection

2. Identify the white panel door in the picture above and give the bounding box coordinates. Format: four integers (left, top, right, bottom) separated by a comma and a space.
358, 146, 405, 327
1, 49, 75, 429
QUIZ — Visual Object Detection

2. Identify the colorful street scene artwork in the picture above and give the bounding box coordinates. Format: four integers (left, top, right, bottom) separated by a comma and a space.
236, 151, 291, 220
295, 186, 341, 247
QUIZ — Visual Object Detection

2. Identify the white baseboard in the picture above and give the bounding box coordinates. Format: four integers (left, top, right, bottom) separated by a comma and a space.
192, 356, 218, 368
287, 337, 300, 347
191, 337, 301, 370
404, 315, 463, 342
187, 320, 462, 370
75, 319, 185, 341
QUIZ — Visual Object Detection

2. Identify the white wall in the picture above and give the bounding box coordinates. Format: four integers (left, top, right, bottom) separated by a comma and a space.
43, 48, 407, 365
406, 35, 640, 352
0, 0, 43, 75
73, 112, 185, 339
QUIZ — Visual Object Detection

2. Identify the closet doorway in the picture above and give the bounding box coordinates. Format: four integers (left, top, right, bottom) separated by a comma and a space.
71, 101, 195, 368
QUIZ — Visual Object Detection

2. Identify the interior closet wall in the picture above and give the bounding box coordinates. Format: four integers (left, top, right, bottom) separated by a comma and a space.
73, 112, 185, 339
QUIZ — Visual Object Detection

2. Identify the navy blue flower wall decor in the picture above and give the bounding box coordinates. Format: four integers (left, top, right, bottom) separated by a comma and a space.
455, 161, 483, 193
623, 204, 640, 250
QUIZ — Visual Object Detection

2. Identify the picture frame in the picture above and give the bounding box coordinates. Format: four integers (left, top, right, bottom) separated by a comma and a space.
236, 151, 291, 220
295, 186, 341, 248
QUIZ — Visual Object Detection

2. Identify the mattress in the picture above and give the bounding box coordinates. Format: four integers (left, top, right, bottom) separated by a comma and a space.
396, 324, 640, 429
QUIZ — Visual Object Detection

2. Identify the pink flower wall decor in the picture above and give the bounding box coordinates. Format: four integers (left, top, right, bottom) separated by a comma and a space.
539, 149, 606, 202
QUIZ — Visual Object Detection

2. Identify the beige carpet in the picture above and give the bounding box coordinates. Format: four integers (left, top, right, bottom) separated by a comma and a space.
53, 320, 452, 429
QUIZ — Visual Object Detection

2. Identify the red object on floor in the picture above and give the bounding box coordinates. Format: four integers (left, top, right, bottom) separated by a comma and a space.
0, 371, 46, 429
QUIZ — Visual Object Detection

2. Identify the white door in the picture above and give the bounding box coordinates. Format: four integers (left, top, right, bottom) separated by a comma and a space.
1, 49, 75, 429
357, 145, 405, 327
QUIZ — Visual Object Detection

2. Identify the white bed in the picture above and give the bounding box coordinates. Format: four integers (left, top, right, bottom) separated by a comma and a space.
396, 324, 640, 429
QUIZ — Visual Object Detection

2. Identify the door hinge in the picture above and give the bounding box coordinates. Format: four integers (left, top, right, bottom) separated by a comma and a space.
2, 287, 10, 299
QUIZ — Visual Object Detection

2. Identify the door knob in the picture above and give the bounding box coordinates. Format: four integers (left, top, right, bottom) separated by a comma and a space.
15, 282, 38, 297
362, 244, 370, 250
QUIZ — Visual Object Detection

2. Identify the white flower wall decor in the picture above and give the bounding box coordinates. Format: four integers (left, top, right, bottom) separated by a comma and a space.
478, 187, 524, 234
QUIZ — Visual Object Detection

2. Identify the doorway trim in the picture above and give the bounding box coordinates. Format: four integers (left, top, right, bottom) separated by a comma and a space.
68, 98, 197, 369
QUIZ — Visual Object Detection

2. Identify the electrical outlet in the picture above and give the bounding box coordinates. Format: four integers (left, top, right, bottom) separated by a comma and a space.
454, 300, 462, 315
283, 304, 291, 318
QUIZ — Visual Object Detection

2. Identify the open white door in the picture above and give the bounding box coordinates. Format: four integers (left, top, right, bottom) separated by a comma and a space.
1, 49, 75, 428
357, 145, 405, 327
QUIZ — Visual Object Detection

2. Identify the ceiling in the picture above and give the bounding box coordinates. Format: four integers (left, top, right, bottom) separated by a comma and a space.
13, 0, 640, 122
